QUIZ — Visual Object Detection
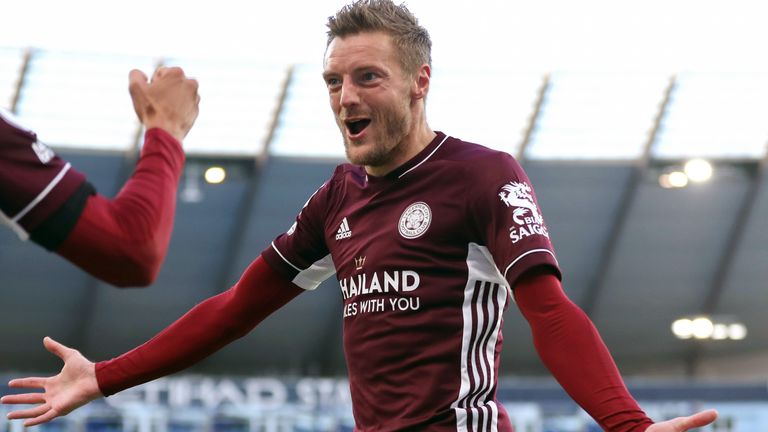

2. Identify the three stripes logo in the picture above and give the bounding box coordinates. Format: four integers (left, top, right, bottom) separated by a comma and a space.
335, 217, 352, 240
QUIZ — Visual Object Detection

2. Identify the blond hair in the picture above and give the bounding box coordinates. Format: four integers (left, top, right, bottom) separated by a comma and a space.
326, 0, 432, 75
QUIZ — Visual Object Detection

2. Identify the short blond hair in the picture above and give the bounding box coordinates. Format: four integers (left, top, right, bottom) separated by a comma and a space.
326, 0, 432, 75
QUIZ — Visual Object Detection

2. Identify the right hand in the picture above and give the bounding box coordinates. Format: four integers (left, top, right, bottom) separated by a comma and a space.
129, 66, 200, 142
1, 337, 102, 427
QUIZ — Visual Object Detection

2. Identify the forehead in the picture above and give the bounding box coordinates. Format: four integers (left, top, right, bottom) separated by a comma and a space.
323, 31, 398, 73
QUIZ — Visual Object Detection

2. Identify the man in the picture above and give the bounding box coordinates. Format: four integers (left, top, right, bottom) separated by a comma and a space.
0, 67, 199, 287
1, 1, 717, 430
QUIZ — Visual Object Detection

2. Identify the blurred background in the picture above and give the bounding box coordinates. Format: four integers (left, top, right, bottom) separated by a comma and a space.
1, 0, 767, 430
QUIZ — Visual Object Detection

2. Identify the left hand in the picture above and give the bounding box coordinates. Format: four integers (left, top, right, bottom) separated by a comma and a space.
0, 337, 102, 427
646, 409, 718, 431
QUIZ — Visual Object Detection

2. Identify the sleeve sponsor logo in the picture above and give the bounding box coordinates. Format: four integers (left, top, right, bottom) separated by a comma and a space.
0, 108, 55, 164
499, 181, 549, 244
32, 140, 55, 164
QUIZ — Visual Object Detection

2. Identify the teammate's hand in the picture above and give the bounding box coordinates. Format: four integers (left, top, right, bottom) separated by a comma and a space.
129, 66, 200, 142
646, 409, 718, 431
0, 337, 102, 427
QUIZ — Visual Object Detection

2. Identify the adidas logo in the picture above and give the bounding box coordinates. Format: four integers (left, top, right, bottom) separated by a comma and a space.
335, 217, 352, 240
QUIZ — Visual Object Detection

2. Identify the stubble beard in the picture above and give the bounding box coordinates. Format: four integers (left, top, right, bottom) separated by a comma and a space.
341, 101, 411, 168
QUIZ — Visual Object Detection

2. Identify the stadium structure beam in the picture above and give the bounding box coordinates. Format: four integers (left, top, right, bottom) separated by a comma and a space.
685, 142, 768, 376
581, 75, 677, 316
516, 74, 550, 165
211, 65, 295, 295
701, 160, 766, 314
10, 48, 33, 114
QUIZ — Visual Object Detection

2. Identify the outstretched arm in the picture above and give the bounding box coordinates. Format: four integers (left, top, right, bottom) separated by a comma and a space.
513, 268, 717, 432
2, 256, 303, 424
54, 67, 200, 287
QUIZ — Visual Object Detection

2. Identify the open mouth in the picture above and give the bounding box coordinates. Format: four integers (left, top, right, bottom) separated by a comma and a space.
345, 118, 371, 136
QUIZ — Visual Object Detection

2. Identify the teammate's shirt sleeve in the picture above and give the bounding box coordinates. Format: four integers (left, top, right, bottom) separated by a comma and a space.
55, 128, 185, 287
468, 151, 561, 287
261, 175, 337, 290
0, 108, 87, 240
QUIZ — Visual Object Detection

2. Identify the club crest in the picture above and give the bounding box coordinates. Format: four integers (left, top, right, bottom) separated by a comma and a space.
398, 202, 432, 239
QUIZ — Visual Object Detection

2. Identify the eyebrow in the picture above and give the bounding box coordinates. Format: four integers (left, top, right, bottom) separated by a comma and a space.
323, 63, 387, 78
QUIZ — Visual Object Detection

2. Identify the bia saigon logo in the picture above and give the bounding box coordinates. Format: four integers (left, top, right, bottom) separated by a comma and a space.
499, 182, 549, 244
398, 202, 431, 239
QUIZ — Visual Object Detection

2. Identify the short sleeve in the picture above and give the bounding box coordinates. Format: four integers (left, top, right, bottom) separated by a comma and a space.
0, 108, 87, 240
468, 152, 561, 287
261, 181, 336, 290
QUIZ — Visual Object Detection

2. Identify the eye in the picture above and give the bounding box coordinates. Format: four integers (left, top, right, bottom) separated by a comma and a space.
361, 72, 378, 82
325, 77, 341, 90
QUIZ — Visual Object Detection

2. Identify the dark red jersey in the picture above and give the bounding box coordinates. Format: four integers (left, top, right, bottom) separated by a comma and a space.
263, 132, 560, 431
0, 108, 87, 242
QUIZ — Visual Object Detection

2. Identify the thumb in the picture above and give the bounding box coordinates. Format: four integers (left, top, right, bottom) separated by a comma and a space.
674, 409, 718, 430
43, 336, 70, 361
128, 69, 150, 120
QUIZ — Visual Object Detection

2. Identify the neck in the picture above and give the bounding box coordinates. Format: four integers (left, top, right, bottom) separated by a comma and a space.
364, 113, 435, 177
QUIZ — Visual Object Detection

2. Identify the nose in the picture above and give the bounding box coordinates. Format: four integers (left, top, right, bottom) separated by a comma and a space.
339, 80, 360, 108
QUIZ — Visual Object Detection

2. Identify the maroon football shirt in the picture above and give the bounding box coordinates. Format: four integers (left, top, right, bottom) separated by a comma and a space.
0, 108, 86, 240
263, 132, 560, 431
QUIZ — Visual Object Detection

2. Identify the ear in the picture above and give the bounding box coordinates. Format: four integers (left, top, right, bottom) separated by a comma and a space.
411, 63, 431, 100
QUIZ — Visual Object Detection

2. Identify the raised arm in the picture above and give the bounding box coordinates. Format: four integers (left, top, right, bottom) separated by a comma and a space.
513, 268, 717, 431
1, 256, 303, 425
53, 67, 200, 287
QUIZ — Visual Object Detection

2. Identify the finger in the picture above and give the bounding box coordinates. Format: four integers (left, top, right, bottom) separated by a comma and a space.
128, 69, 151, 120
129, 69, 148, 86
43, 336, 71, 361
129, 69, 149, 98
164, 66, 184, 78
667, 409, 718, 431
8, 377, 46, 389
188, 77, 199, 92
152, 66, 167, 81
678, 409, 718, 429
153, 66, 187, 83
1, 393, 46, 405
7, 403, 50, 420
25, 409, 59, 427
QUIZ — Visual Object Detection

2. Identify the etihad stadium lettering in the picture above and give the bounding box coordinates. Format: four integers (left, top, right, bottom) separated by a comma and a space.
339, 270, 420, 300
100, 377, 351, 410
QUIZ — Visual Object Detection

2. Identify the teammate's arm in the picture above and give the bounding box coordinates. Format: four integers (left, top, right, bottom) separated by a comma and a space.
513, 268, 717, 432
1, 256, 302, 426
52, 68, 199, 287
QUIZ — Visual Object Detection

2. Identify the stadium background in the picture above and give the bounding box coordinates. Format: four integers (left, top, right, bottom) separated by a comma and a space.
1, 0, 767, 430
